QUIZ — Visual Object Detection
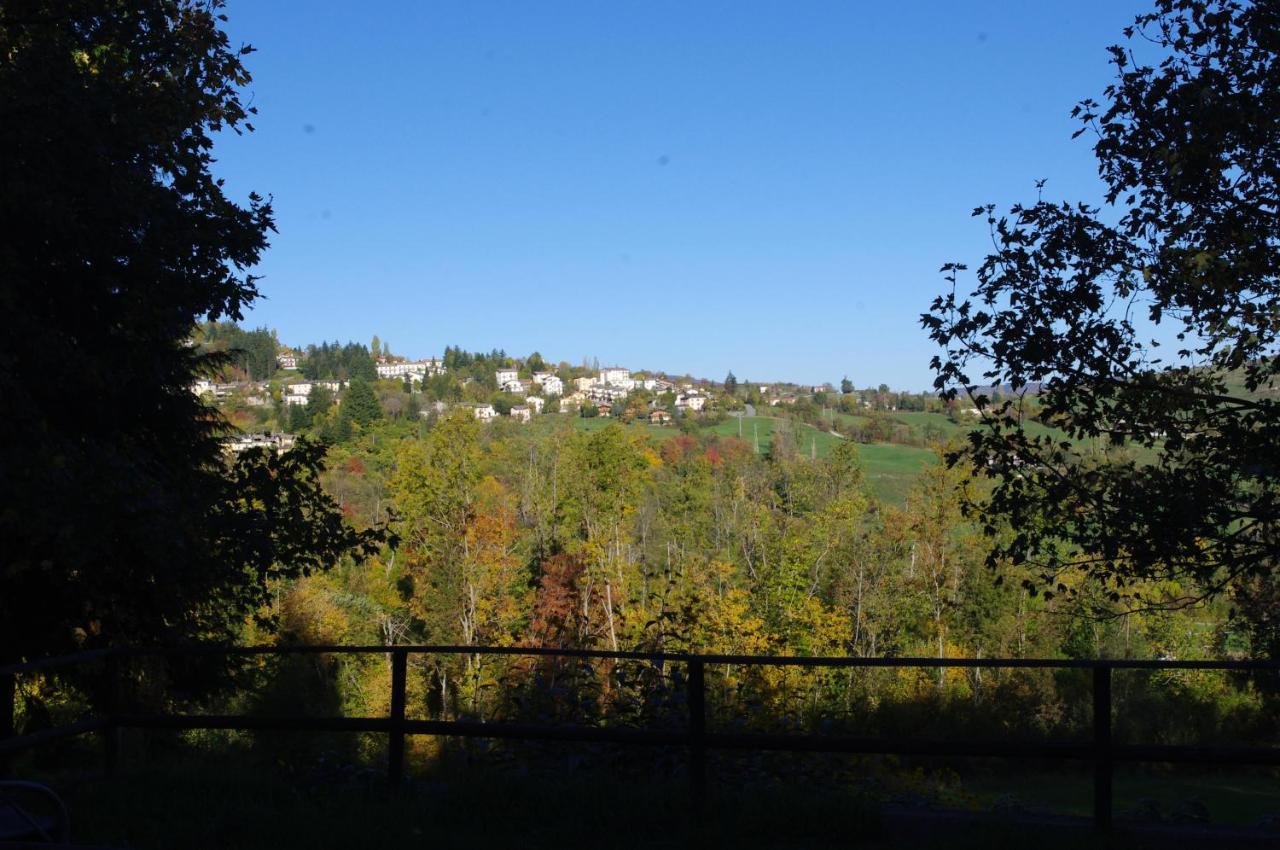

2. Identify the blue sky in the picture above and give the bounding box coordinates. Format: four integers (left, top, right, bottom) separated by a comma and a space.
217, 1, 1151, 389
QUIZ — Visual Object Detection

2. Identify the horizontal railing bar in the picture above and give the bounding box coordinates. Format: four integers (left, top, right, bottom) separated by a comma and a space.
0, 648, 118, 678
403, 719, 689, 747
107, 645, 1280, 671
105, 713, 1280, 765
0, 718, 106, 754
115, 715, 393, 734
705, 733, 1094, 760
1112, 743, 1280, 766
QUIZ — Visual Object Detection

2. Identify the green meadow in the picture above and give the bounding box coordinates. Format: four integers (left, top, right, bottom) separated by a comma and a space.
559, 414, 938, 505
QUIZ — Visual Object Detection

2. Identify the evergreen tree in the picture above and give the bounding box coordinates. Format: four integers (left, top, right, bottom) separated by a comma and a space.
343, 378, 383, 427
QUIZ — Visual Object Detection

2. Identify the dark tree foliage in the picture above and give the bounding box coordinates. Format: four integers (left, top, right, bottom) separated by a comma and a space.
0, 1, 383, 663
724, 371, 738, 396
441, 345, 513, 389
300, 340, 376, 381
200, 321, 277, 381
340, 378, 383, 427
924, 1, 1280, 610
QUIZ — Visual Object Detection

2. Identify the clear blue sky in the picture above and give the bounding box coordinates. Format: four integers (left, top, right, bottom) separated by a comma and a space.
216, 1, 1151, 390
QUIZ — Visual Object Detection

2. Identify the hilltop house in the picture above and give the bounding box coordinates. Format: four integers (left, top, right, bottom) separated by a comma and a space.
283, 382, 312, 406
377, 358, 445, 381
587, 384, 629, 404
675, 392, 707, 412
573, 376, 597, 392
524, 396, 545, 413
225, 432, 296, 456
649, 409, 671, 425
495, 368, 519, 386
539, 375, 563, 396
376, 361, 422, 380
559, 391, 588, 411
277, 352, 299, 370
509, 405, 532, 423
599, 366, 630, 386
502, 378, 531, 395
474, 404, 497, 422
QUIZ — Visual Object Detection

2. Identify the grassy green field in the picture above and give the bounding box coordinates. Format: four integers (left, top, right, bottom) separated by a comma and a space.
708, 416, 937, 504
553, 414, 936, 505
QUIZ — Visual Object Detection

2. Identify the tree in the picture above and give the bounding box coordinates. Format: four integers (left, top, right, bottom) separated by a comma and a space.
342, 378, 383, 427
305, 384, 335, 425
924, 1, 1280, 612
841, 376, 854, 395
0, 1, 383, 664
198, 322, 276, 380
724, 371, 738, 396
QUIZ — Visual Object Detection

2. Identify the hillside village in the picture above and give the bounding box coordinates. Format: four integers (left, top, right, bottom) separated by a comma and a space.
199, 353, 722, 431
190, 324, 995, 459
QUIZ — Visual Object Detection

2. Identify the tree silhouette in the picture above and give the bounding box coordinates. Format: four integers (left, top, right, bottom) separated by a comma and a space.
924, 0, 1280, 613
0, 0, 384, 664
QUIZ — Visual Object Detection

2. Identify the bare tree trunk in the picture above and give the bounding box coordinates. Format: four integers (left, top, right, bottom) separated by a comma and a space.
604, 580, 619, 653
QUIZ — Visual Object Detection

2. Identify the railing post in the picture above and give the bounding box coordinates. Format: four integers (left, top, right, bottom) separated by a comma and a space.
687, 657, 707, 822
103, 651, 121, 778
388, 648, 408, 789
1093, 664, 1112, 831
1, 670, 14, 777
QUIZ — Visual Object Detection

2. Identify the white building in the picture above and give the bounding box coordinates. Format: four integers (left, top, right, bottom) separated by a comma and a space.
509, 405, 532, 423
474, 404, 497, 422
225, 432, 297, 456
560, 391, 588, 411
573, 376, 597, 392
277, 353, 299, 370
675, 392, 707, 412
191, 379, 216, 398
376, 358, 446, 382
376, 361, 422, 381
495, 368, 519, 386
283, 383, 311, 407
502, 378, 531, 395
588, 384, 629, 404
524, 396, 545, 414
540, 375, 563, 396
599, 367, 631, 386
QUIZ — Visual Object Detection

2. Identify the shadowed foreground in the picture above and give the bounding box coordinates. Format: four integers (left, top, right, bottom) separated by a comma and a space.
20, 750, 1279, 850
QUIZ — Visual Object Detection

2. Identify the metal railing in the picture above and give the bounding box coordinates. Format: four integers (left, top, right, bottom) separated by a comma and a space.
3, 645, 1278, 831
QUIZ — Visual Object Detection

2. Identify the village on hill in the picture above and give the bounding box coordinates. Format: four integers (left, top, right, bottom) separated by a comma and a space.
191, 324, 981, 455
